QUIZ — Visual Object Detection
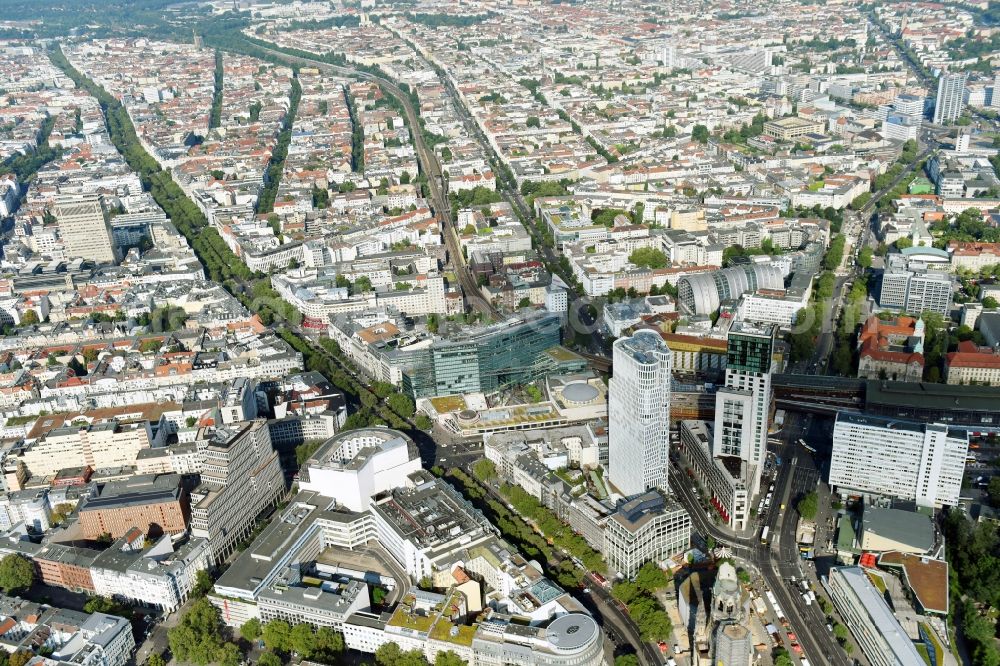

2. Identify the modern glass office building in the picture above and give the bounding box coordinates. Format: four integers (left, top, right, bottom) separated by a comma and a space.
395, 312, 568, 398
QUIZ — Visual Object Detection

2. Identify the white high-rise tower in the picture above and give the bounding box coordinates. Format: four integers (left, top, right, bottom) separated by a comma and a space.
609, 330, 672, 497
933, 72, 967, 124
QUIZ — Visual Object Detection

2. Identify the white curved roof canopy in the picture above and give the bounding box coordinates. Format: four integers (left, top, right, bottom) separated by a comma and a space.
678, 264, 785, 315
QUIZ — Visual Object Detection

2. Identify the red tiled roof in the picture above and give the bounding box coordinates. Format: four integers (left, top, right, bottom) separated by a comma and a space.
946, 340, 1000, 369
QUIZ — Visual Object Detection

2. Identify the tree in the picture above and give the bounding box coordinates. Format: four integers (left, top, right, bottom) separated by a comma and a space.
518, 297, 532, 309
19, 310, 38, 326
257, 652, 282, 666
833, 623, 849, 643
387, 392, 415, 419
375, 644, 404, 666
435, 651, 467, 666
984, 296, 998, 309
240, 618, 262, 642
8, 653, 30, 666
83, 596, 129, 617
773, 649, 794, 666
634, 561, 669, 592
193, 569, 213, 596
290, 623, 316, 657
312, 626, 344, 661
217, 642, 242, 666
167, 598, 226, 666
612, 581, 640, 605
614, 656, 640, 666
0, 555, 34, 594
415, 414, 433, 430
858, 246, 873, 269
473, 458, 497, 483
988, 477, 1000, 507
148, 653, 167, 666
262, 619, 292, 653
353, 276, 373, 294
692, 124, 710, 143
797, 491, 819, 521
50, 502, 74, 525
628, 247, 669, 269
526, 116, 540, 128
372, 586, 387, 605
823, 234, 846, 271
851, 192, 872, 210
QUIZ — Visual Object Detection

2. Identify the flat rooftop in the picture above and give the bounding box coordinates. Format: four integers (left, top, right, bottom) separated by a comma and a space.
80, 473, 182, 511
862, 506, 935, 553
305, 428, 417, 472
866, 379, 1000, 415
837, 411, 967, 440
831, 567, 924, 664
214, 490, 368, 596
878, 551, 949, 615
371, 477, 492, 554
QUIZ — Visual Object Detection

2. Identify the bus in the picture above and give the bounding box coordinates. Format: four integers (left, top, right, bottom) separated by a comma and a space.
799, 439, 816, 454
761, 526, 770, 544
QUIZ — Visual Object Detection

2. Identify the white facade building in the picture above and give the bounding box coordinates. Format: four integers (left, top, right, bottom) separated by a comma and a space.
298, 428, 423, 512
608, 330, 672, 497
933, 73, 967, 124
54, 193, 118, 264
829, 413, 968, 508
602, 491, 691, 579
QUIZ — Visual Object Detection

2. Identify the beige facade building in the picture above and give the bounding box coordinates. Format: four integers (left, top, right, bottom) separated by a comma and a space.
18, 421, 152, 478
762, 116, 825, 141
54, 193, 118, 264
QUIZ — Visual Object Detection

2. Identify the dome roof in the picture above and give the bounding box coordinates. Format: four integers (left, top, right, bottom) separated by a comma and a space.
562, 381, 599, 403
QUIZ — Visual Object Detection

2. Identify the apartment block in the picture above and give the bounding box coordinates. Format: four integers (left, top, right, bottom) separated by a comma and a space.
944, 340, 1000, 385
879, 256, 953, 317
933, 72, 967, 125
16, 420, 153, 478
0, 596, 134, 666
